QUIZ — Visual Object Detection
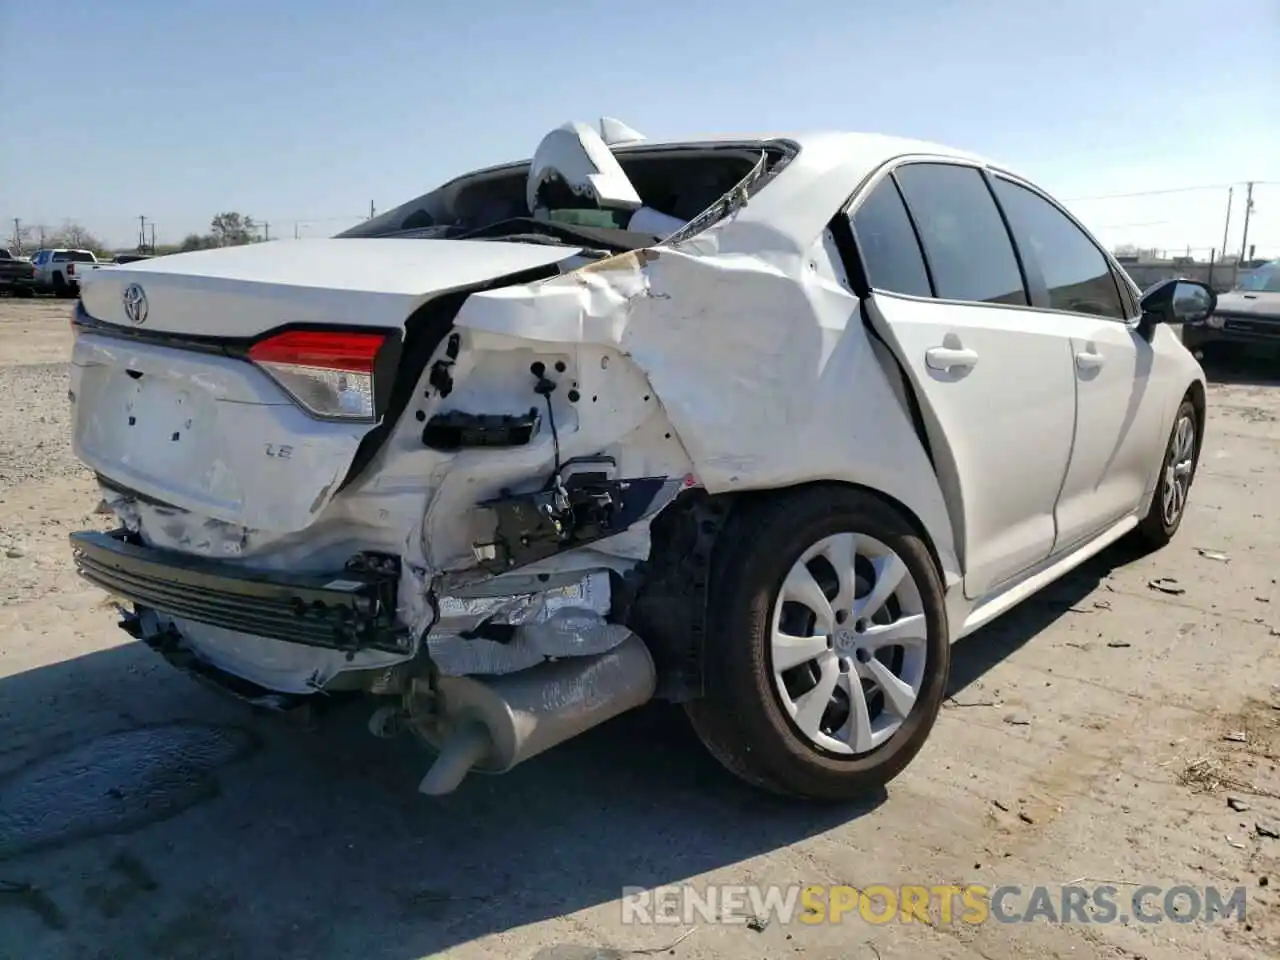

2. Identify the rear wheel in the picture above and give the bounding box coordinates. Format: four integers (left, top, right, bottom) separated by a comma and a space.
52, 273, 68, 298
1136, 398, 1198, 548
684, 486, 950, 800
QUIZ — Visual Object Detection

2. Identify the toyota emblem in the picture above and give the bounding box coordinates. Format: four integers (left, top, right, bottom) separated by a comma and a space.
122, 283, 148, 326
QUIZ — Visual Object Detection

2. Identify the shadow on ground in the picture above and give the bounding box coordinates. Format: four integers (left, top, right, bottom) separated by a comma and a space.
1196, 345, 1280, 387
0, 539, 1144, 959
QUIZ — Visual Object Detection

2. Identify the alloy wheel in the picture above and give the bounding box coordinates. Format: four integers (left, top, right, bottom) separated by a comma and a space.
769, 533, 928, 756
1162, 414, 1196, 528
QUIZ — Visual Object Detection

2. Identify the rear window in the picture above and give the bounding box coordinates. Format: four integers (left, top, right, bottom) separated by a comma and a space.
339, 141, 795, 251
53, 251, 96, 263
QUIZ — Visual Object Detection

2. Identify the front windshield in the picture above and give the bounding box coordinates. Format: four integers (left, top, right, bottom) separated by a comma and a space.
1235, 260, 1280, 292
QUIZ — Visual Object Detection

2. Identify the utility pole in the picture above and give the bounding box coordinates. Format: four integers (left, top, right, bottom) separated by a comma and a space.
138, 215, 147, 252
37, 225, 45, 248
149, 223, 156, 252
1238, 181, 1255, 268
262, 221, 270, 241
293, 222, 299, 240
10, 218, 19, 253
1217, 186, 1233, 289
369, 200, 375, 219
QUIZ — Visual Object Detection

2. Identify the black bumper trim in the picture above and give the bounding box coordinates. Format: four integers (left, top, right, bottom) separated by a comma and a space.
70, 529, 410, 654
1184, 318, 1280, 348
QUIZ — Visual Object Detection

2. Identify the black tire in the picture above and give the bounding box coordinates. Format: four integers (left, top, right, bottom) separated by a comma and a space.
52, 273, 68, 298
684, 485, 950, 801
1135, 398, 1199, 549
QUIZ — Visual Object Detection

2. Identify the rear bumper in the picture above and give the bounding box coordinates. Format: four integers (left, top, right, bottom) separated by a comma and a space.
69, 529, 410, 654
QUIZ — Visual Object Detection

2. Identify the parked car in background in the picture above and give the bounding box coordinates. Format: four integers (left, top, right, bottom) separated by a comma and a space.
31, 248, 100, 297
68, 121, 1215, 801
1182, 259, 1280, 357
0, 248, 36, 296
112, 253, 153, 265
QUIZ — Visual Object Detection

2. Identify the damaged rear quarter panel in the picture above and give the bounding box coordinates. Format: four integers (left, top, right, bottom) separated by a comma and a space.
454, 231, 960, 584
302, 315, 694, 618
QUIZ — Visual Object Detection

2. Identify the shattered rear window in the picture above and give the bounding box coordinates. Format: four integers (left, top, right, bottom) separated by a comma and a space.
340, 140, 797, 251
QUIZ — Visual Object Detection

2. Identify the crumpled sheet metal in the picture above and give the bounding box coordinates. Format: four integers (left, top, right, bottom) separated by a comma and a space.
453, 225, 962, 587
426, 570, 631, 676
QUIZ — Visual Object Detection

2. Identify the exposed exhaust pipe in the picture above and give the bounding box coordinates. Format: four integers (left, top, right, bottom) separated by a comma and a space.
417, 632, 656, 795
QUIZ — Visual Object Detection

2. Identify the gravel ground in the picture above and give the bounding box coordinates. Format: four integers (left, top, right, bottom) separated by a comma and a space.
0, 296, 1278, 960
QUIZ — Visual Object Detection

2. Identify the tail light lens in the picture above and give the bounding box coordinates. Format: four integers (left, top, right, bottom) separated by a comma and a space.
66, 263, 76, 275
248, 330, 389, 422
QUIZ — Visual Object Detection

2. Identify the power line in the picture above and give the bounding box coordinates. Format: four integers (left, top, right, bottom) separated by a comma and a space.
1095, 219, 1173, 230
1065, 180, 1280, 203
1064, 183, 1238, 202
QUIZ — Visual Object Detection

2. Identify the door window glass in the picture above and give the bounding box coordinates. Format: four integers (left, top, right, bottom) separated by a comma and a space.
849, 178, 932, 298
992, 177, 1126, 319
894, 163, 1027, 306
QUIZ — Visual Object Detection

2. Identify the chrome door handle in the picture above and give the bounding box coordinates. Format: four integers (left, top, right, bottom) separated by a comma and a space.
1075, 350, 1105, 371
925, 346, 979, 372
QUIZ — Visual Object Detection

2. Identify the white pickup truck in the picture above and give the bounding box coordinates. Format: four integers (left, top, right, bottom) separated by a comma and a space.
30, 248, 102, 296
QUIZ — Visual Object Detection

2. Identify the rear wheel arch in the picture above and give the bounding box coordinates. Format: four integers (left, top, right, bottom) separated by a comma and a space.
718, 480, 950, 591
684, 480, 952, 798
629, 479, 955, 706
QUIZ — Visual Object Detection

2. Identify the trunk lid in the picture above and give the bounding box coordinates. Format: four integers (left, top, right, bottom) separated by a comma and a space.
72, 238, 583, 534
78, 238, 582, 336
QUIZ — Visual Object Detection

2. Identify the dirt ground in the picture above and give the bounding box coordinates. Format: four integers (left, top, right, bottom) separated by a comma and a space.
1, 295, 1278, 960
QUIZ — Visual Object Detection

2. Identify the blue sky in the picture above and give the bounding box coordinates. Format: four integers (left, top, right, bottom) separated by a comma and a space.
1, 0, 1276, 255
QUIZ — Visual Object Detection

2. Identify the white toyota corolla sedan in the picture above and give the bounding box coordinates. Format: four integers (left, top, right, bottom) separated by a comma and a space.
68, 119, 1213, 799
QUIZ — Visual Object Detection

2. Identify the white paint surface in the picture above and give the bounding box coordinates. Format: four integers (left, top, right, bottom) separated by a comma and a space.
68, 127, 1208, 696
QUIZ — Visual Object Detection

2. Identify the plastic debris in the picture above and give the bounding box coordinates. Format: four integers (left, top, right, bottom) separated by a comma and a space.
1195, 547, 1231, 562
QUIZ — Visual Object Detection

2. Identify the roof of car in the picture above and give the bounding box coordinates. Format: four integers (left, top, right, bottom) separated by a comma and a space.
623, 129, 983, 157
371, 129, 1012, 253
676, 131, 1000, 254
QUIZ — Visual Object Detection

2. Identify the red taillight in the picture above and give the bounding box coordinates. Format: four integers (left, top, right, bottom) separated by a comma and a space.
248, 330, 386, 372
66, 263, 76, 275
248, 330, 389, 422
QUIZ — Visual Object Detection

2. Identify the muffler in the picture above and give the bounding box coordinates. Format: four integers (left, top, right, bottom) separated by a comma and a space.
416, 632, 656, 795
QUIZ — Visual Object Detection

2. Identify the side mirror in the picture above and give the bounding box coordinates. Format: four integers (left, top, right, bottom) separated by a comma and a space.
1139, 278, 1217, 336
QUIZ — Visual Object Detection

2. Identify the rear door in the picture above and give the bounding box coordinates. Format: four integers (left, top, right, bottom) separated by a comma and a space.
988, 174, 1170, 548
849, 161, 1079, 600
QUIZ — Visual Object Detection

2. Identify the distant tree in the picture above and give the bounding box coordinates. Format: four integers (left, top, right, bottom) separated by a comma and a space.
179, 233, 216, 252
209, 212, 258, 247
47, 221, 111, 258
5, 225, 35, 255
